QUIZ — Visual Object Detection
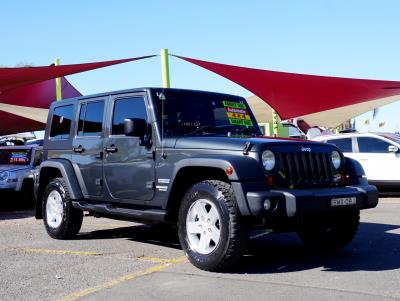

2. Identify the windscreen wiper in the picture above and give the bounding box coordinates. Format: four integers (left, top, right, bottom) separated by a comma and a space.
185, 125, 235, 136
233, 127, 258, 137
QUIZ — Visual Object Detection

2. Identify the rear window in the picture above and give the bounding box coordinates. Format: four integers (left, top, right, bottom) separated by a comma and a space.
77, 101, 104, 136
50, 105, 74, 140
326, 138, 352, 152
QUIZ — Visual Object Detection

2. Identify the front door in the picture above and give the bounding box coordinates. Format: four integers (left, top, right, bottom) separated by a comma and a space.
72, 99, 105, 199
103, 95, 155, 203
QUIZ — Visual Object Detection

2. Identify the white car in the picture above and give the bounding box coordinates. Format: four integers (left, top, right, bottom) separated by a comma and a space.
314, 132, 400, 189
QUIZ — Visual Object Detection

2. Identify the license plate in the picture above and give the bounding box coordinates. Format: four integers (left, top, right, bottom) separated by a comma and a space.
331, 197, 356, 207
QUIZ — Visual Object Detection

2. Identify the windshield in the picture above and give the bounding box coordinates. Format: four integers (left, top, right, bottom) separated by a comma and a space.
154, 91, 261, 137
0, 149, 31, 165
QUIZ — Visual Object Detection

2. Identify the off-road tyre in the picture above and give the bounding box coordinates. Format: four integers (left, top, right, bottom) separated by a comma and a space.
297, 209, 360, 250
177, 180, 247, 271
42, 178, 83, 239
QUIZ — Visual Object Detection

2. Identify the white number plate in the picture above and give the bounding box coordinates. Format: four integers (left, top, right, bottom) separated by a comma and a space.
331, 197, 356, 207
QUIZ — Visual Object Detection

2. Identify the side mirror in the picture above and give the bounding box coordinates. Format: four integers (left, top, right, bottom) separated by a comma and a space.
388, 145, 399, 153
123, 118, 148, 138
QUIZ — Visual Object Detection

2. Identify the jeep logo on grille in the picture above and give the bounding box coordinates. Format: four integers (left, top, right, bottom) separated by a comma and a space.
301, 147, 311, 152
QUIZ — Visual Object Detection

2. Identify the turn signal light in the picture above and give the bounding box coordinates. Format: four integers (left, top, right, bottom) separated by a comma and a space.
267, 175, 274, 187
225, 166, 234, 176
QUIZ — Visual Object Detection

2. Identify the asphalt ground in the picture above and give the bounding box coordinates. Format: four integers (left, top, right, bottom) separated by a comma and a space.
1, 194, 400, 301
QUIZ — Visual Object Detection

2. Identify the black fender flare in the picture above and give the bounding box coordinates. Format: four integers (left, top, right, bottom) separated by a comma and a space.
165, 155, 265, 216
171, 155, 264, 182
35, 159, 84, 219
39, 159, 84, 199
344, 157, 368, 185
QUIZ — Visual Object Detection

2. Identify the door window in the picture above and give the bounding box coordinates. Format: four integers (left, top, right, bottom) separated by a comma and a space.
326, 138, 352, 152
357, 137, 391, 153
50, 105, 74, 140
77, 101, 104, 137
112, 97, 148, 135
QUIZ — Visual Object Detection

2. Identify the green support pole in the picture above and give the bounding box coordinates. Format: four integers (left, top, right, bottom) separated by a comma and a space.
272, 109, 279, 136
54, 58, 62, 101
160, 49, 171, 88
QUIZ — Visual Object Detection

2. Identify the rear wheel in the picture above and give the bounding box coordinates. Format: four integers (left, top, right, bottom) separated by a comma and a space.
178, 180, 247, 271
43, 178, 83, 239
297, 209, 360, 250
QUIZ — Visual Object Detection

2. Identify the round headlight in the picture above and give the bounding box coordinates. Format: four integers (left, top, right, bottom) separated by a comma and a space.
331, 151, 342, 169
0, 171, 9, 183
262, 150, 276, 171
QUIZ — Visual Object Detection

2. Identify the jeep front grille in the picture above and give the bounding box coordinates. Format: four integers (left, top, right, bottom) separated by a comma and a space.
278, 152, 336, 188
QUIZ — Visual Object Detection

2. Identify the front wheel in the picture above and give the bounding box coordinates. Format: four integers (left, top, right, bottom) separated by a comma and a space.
297, 209, 360, 250
43, 178, 83, 239
177, 180, 247, 271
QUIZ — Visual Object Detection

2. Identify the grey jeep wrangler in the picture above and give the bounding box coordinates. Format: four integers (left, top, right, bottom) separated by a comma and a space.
35, 88, 378, 271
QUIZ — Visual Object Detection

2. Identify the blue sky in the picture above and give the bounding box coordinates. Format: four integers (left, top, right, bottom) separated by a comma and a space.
2, 1, 400, 132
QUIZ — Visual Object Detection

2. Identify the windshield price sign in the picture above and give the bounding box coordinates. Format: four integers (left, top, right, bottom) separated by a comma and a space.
223, 101, 253, 127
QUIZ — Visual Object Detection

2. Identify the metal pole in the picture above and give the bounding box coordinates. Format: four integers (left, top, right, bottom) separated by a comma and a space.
160, 49, 171, 88
54, 58, 62, 101
272, 109, 279, 136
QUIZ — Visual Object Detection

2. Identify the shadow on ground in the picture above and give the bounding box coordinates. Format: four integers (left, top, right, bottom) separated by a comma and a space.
74, 220, 400, 274
238, 221, 400, 274
379, 191, 400, 198
0, 191, 34, 220
77, 223, 182, 250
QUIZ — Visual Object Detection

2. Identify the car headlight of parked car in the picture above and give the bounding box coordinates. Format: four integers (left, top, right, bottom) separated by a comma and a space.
331, 151, 342, 169
0, 171, 10, 183
262, 150, 276, 171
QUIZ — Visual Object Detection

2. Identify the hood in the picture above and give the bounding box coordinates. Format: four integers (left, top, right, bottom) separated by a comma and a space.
173, 136, 330, 152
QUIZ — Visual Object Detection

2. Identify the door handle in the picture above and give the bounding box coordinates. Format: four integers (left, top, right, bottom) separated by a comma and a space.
73, 146, 85, 153
104, 145, 118, 153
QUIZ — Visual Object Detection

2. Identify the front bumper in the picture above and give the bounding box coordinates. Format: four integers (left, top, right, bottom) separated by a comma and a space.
238, 184, 378, 217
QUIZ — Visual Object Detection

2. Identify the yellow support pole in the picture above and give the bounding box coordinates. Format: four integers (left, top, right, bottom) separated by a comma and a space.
160, 49, 171, 88
54, 58, 62, 101
272, 109, 279, 136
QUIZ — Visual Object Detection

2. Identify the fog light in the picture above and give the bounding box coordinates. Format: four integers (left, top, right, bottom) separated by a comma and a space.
264, 198, 271, 211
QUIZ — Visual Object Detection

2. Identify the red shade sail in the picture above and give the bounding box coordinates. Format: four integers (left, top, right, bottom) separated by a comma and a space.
0, 55, 155, 93
0, 77, 81, 135
0, 55, 156, 135
174, 55, 400, 121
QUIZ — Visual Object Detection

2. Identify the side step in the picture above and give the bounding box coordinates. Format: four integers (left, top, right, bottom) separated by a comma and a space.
72, 201, 166, 223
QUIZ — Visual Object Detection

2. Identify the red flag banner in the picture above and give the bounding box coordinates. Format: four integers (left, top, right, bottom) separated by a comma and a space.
173, 55, 400, 121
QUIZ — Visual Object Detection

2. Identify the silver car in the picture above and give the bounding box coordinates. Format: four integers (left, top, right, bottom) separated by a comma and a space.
314, 132, 400, 189
0, 145, 43, 203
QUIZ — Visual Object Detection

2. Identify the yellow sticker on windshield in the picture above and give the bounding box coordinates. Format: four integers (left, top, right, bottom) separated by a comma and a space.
223, 101, 253, 126
227, 112, 251, 120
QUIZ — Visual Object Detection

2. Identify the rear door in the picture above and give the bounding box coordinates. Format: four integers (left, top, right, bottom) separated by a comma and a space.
72, 99, 105, 199
103, 94, 155, 204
